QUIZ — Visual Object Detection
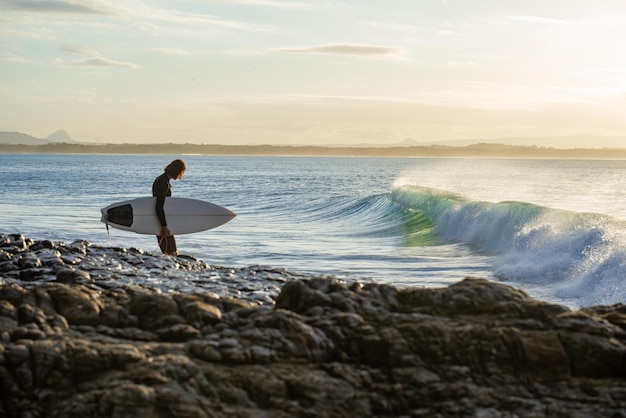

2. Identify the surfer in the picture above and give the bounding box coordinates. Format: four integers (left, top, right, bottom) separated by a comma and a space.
152, 159, 187, 255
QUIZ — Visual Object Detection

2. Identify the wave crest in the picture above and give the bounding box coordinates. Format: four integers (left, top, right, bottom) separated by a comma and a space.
391, 184, 626, 307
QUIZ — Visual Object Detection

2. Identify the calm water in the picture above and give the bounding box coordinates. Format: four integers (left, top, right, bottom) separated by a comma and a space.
2, 154, 625, 308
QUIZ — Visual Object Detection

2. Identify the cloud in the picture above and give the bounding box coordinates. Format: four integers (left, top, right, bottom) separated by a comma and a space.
507, 16, 565, 25
132, 6, 272, 32
193, 0, 313, 9
0, 0, 122, 15
3, 52, 32, 63
64, 57, 140, 68
1, 0, 272, 34
59, 43, 100, 56
223, 49, 265, 55
149, 48, 191, 56
275, 44, 406, 58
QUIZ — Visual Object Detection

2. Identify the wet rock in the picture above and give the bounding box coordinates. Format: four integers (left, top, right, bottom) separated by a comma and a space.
0, 261, 16, 273
30, 239, 56, 251
56, 267, 90, 284
18, 268, 47, 281
0, 235, 291, 305
0, 250, 12, 262
34, 247, 63, 266
0, 234, 28, 252
16, 253, 42, 269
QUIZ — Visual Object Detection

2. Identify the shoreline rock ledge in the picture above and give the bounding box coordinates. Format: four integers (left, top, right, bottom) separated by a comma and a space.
1, 235, 626, 417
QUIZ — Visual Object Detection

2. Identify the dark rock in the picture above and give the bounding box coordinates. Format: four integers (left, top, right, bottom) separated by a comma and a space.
1, 235, 626, 417
47, 285, 104, 326
56, 268, 90, 284
19, 268, 47, 281
129, 292, 184, 331
174, 294, 223, 327
2, 277, 626, 417
155, 323, 202, 342
30, 239, 56, 251
35, 248, 63, 267
0, 261, 17, 273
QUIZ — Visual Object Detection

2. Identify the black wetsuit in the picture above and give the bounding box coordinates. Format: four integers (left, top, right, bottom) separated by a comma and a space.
152, 172, 177, 254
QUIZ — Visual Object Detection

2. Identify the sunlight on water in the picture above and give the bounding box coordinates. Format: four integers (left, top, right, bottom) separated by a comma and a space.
394, 158, 626, 220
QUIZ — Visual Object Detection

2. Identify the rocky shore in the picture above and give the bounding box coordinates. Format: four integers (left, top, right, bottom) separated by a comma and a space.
1, 233, 626, 417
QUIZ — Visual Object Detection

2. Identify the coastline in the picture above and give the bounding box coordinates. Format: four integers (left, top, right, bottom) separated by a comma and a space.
2, 142, 626, 159
2, 233, 626, 417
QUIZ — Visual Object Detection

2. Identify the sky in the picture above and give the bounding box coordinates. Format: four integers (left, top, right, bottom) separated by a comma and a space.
2, 0, 626, 147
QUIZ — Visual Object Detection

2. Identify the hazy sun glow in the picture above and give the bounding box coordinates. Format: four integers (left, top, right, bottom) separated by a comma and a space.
2, 0, 626, 147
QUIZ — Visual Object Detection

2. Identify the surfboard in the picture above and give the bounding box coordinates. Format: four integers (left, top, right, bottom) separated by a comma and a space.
100, 197, 236, 235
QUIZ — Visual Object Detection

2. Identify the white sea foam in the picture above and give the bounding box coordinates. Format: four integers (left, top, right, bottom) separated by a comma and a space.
392, 184, 626, 307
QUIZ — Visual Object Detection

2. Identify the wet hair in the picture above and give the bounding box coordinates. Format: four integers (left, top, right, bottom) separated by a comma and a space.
164, 159, 187, 178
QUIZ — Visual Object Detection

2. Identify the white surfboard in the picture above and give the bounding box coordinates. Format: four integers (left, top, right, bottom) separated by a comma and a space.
100, 197, 236, 235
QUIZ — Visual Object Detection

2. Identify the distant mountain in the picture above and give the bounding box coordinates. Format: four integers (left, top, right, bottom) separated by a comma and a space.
395, 137, 420, 147
327, 137, 421, 148
0, 130, 80, 145
0, 132, 48, 145
423, 136, 626, 149
47, 130, 77, 143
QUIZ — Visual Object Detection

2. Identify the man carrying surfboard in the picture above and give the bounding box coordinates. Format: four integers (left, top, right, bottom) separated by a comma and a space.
152, 159, 187, 255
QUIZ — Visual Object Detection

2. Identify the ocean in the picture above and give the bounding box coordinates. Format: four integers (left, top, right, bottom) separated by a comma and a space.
1, 153, 625, 309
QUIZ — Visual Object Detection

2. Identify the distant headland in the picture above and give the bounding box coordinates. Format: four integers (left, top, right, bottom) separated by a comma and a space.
1, 130, 625, 158
2, 141, 626, 159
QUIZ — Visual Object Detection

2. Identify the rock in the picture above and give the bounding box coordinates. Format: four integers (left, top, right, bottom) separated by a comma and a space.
174, 294, 223, 327
47, 285, 104, 326
1, 235, 626, 417
56, 268, 90, 284
16, 253, 42, 269
0, 235, 288, 305
129, 292, 184, 331
155, 323, 201, 342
